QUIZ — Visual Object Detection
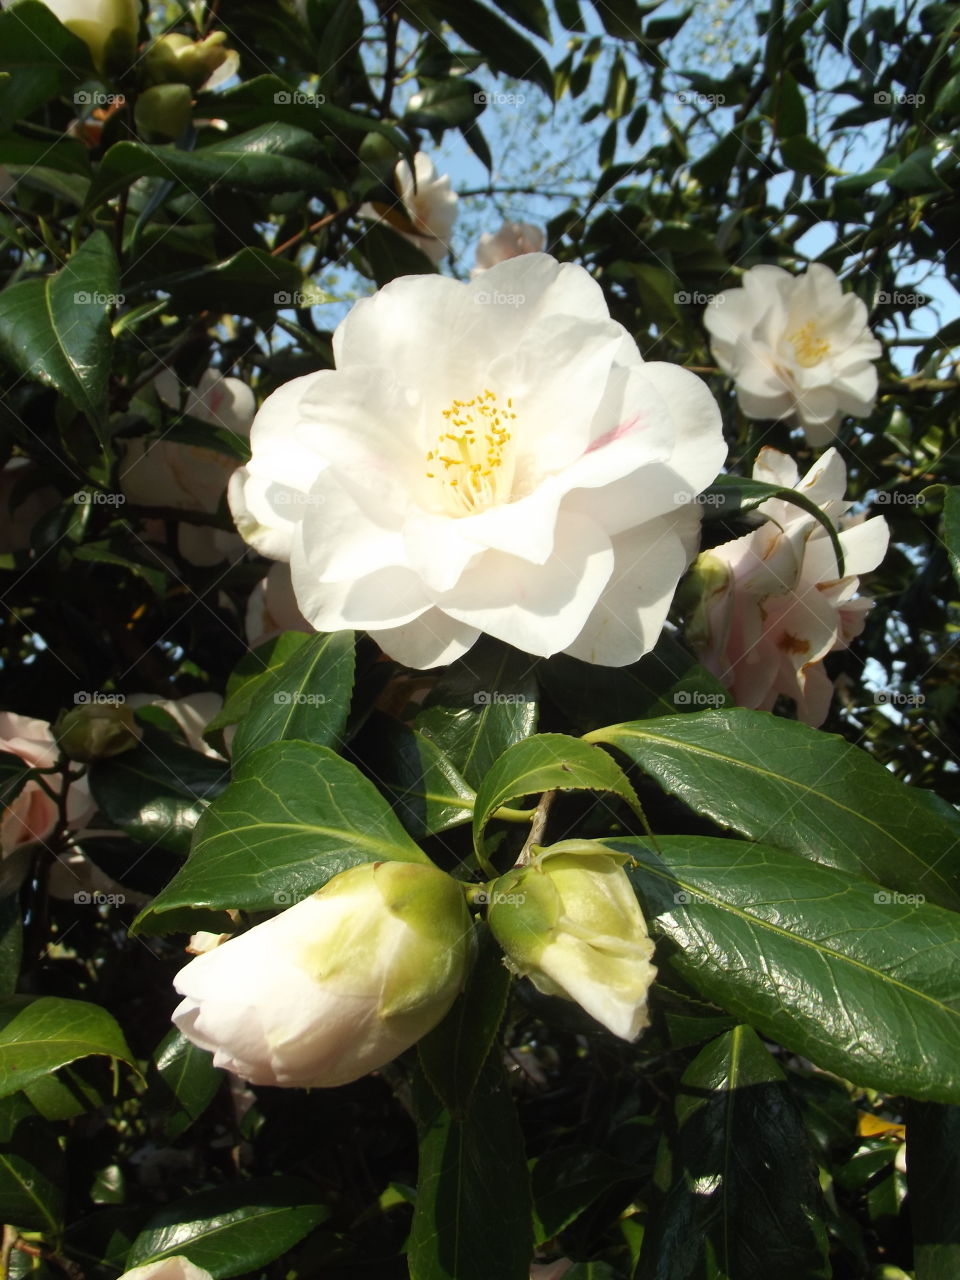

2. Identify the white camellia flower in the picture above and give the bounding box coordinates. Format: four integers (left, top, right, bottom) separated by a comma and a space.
119, 1258, 213, 1280
472, 220, 546, 275
120, 368, 254, 566
173, 860, 473, 1088
487, 849, 657, 1041
688, 446, 889, 726
245, 562, 311, 647
359, 152, 458, 266
229, 254, 726, 669
10, 0, 141, 75
703, 264, 882, 446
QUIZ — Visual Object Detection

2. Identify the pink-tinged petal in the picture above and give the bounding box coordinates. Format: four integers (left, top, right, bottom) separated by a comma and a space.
753, 446, 800, 490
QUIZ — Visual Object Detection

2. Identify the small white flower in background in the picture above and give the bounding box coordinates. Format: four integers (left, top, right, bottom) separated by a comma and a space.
229, 254, 726, 669
173, 860, 473, 1088
7, 0, 140, 75
472, 220, 546, 275
126, 692, 225, 759
118, 1258, 213, 1280
359, 151, 458, 266
688, 447, 889, 726
186, 930, 232, 955
245, 562, 312, 647
0, 711, 94, 858
119, 369, 254, 566
487, 850, 657, 1041
703, 264, 882, 447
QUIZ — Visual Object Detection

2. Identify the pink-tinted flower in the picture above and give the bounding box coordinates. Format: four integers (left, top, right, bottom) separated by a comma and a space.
472, 221, 545, 275
690, 447, 889, 725
0, 711, 94, 857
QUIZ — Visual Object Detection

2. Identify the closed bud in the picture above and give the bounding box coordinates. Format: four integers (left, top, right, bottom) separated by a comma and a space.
134, 83, 193, 140
142, 31, 238, 92
54, 703, 141, 762
487, 849, 656, 1041
173, 860, 473, 1088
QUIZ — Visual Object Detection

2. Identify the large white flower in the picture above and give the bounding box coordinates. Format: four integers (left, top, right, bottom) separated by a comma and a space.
173, 861, 473, 1088
703, 264, 882, 447
689, 447, 889, 725
11, 0, 141, 74
472, 220, 545, 275
229, 254, 726, 669
120, 369, 254, 566
359, 152, 457, 267
245, 562, 311, 647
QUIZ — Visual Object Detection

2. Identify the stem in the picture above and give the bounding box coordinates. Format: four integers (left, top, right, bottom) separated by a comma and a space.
271, 205, 357, 259
491, 805, 535, 823
517, 789, 557, 866
380, 2, 399, 117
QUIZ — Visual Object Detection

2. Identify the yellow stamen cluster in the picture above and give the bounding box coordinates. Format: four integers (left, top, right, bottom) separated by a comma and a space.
425, 389, 517, 515
788, 321, 830, 368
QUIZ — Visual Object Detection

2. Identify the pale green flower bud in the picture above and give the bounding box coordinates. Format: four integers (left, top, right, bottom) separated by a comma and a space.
142, 32, 238, 93
173, 860, 473, 1088
54, 702, 141, 762
487, 850, 656, 1041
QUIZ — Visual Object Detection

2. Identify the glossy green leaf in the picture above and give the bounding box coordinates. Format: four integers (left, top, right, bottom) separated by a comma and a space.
418, 925, 510, 1114
166, 248, 322, 319
702, 474, 845, 576
124, 1177, 328, 1278
414, 638, 538, 788
421, 0, 554, 97
473, 733, 644, 858
0, 231, 118, 425
230, 630, 355, 762
907, 1101, 960, 1279
0, 995, 135, 1099
587, 709, 960, 910
583, 834, 960, 1103
0, 1093, 63, 1234
86, 125, 331, 211
153, 1028, 223, 1140
0, 0, 92, 128
532, 1146, 638, 1245
89, 728, 230, 857
363, 713, 475, 840
134, 740, 429, 930
637, 1026, 829, 1279
405, 78, 485, 129
206, 631, 312, 736
409, 1052, 532, 1280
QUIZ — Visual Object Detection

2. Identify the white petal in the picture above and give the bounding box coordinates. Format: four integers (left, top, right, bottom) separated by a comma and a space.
370, 609, 480, 668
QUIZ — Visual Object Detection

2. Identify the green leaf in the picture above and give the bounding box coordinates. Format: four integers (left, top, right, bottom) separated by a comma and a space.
409, 1052, 532, 1280
473, 733, 644, 859
153, 1028, 223, 1140
414, 638, 539, 788
532, 1146, 639, 1244
491, 0, 551, 39
587, 709, 960, 910
86, 125, 332, 212
124, 1177, 328, 1279
421, 0, 554, 97
165, 248, 319, 319
943, 485, 960, 590
89, 728, 230, 857
781, 134, 834, 177
703, 474, 845, 576
774, 71, 808, 136
231, 630, 355, 761
0, 893, 21, 997
0, 1094, 64, 1234
0, 230, 118, 426
359, 219, 440, 285
206, 631, 312, 736
418, 925, 510, 1114
0, 995, 135, 1099
0, 133, 91, 177
405, 78, 486, 129
637, 1026, 829, 1278
363, 714, 476, 840
133, 741, 429, 931
0, 0, 92, 128
907, 1101, 960, 1279
589, 834, 960, 1104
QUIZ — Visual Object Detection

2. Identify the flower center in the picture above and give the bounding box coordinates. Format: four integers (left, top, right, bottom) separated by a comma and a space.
424, 389, 518, 516
788, 321, 830, 368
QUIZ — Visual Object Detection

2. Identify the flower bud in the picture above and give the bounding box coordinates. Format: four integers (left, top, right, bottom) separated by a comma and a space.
54, 703, 142, 762
142, 32, 238, 92
173, 860, 473, 1087
134, 83, 193, 140
486, 850, 656, 1041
